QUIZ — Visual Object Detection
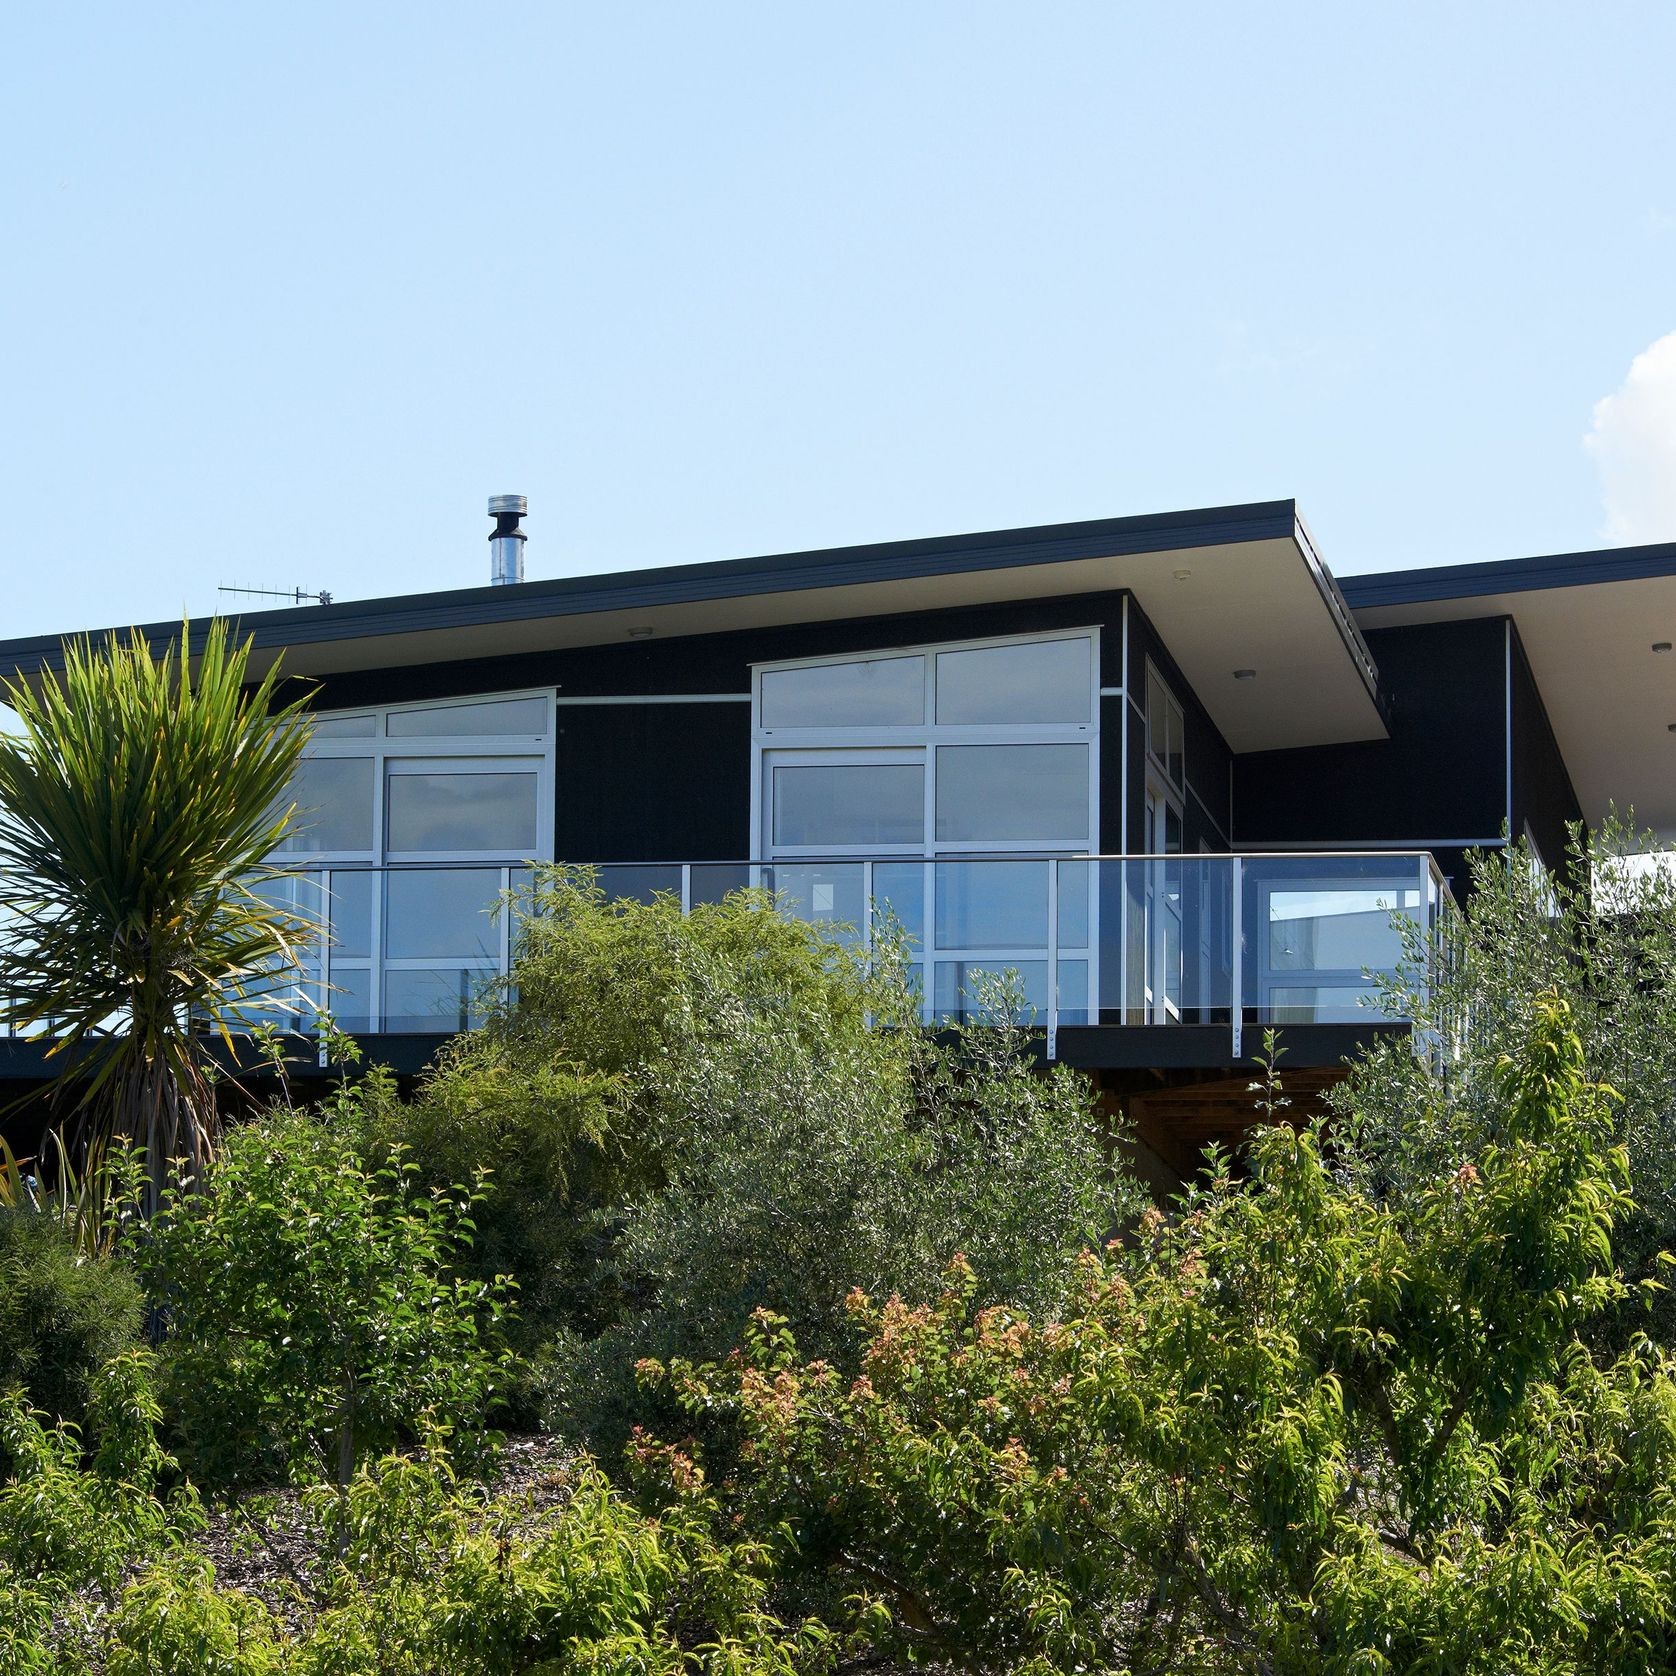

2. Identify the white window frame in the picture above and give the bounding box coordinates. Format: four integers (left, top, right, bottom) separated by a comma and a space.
279, 688, 557, 1032
1144, 659, 1186, 795
751, 626, 1100, 856
750, 629, 1100, 1027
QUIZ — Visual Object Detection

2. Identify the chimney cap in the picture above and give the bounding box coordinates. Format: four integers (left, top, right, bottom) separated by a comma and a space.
487, 494, 527, 518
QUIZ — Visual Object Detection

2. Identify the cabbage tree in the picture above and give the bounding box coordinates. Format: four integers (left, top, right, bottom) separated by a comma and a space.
0, 621, 311, 1211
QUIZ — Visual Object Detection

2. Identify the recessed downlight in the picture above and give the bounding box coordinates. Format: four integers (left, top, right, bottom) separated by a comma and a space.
1173, 568, 1193, 580
626, 626, 655, 639
1233, 668, 1257, 680
1656, 642, 1673, 653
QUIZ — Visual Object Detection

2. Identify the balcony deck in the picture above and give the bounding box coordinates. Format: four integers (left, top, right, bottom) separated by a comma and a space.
0, 850, 1449, 1081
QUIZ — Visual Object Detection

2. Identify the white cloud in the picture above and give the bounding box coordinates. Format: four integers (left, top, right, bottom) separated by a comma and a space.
1586, 331, 1676, 545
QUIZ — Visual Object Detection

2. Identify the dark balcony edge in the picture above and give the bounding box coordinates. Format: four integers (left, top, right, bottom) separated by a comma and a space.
1051, 1021, 1411, 1070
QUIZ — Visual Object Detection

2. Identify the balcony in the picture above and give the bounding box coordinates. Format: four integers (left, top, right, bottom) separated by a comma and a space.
227, 851, 1450, 1065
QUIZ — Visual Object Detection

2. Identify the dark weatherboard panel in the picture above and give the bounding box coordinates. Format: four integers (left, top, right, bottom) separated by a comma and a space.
1508, 625, 1584, 883
553, 702, 750, 863
1232, 616, 1510, 894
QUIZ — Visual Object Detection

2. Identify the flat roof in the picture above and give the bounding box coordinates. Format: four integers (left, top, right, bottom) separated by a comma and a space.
1343, 538, 1676, 838
0, 499, 1389, 755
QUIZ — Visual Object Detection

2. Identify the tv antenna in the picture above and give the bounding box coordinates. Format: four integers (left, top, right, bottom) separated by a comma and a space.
218, 583, 335, 607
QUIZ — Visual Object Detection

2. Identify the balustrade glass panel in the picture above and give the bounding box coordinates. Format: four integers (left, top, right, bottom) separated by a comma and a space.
384, 967, 494, 1034
385, 869, 501, 961
689, 864, 752, 906
1056, 858, 1091, 949
871, 861, 926, 948
595, 864, 681, 905
1265, 886, 1418, 972
933, 960, 1049, 1023
1265, 984, 1382, 1024
326, 870, 373, 959
934, 860, 1049, 949
326, 967, 374, 1033
1056, 959, 1090, 1025
767, 863, 868, 945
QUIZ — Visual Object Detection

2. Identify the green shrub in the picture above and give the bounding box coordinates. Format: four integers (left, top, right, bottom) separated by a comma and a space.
140, 1105, 513, 1491
1340, 818, 1676, 1349
0, 1350, 204, 1664
17, 1432, 826, 1673
0, 1205, 142, 1426
647, 997, 1676, 1674
104, 1558, 283, 1676
379, 871, 1136, 1448
562, 980, 1128, 1449
356, 871, 913, 1421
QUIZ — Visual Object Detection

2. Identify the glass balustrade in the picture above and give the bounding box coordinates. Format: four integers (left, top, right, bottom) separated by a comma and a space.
187, 852, 1447, 1056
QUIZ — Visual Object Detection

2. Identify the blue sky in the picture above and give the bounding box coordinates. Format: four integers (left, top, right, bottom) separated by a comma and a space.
4, 3, 1676, 640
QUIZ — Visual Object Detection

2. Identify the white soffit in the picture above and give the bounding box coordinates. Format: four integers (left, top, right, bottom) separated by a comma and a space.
1355, 575, 1676, 839
251, 534, 1387, 754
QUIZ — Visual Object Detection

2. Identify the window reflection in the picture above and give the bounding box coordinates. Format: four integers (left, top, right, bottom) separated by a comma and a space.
771, 763, 924, 847
386, 771, 538, 853
274, 758, 375, 854
934, 745, 1089, 843
760, 657, 925, 728
935, 638, 1090, 724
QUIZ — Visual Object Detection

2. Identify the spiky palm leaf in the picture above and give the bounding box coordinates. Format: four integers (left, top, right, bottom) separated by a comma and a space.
0, 620, 312, 1212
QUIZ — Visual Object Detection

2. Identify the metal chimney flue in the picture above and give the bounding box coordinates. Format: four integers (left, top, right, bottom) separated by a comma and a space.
487, 494, 527, 586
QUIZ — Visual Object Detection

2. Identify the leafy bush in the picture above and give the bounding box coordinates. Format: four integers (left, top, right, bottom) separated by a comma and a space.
0, 1351, 205, 1664
140, 1105, 513, 1491
573, 982, 1127, 1441
353, 871, 906, 1417
0, 1205, 141, 1426
379, 870, 1136, 1446
1340, 818, 1676, 1345
10, 1428, 828, 1674
646, 997, 1676, 1673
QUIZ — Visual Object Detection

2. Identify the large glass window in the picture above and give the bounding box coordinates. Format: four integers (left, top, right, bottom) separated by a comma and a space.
1146, 664, 1185, 790
754, 631, 1098, 1024
275, 758, 375, 854
934, 745, 1090, 844
385, 768, 539, 853
260, 690, 553, 1033
770, 761, 924, 847
759, 655, 924, 729
935, 638, 1091, 725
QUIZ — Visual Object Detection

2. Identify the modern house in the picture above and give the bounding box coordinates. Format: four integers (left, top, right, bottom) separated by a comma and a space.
3, 496, 1672, 1174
